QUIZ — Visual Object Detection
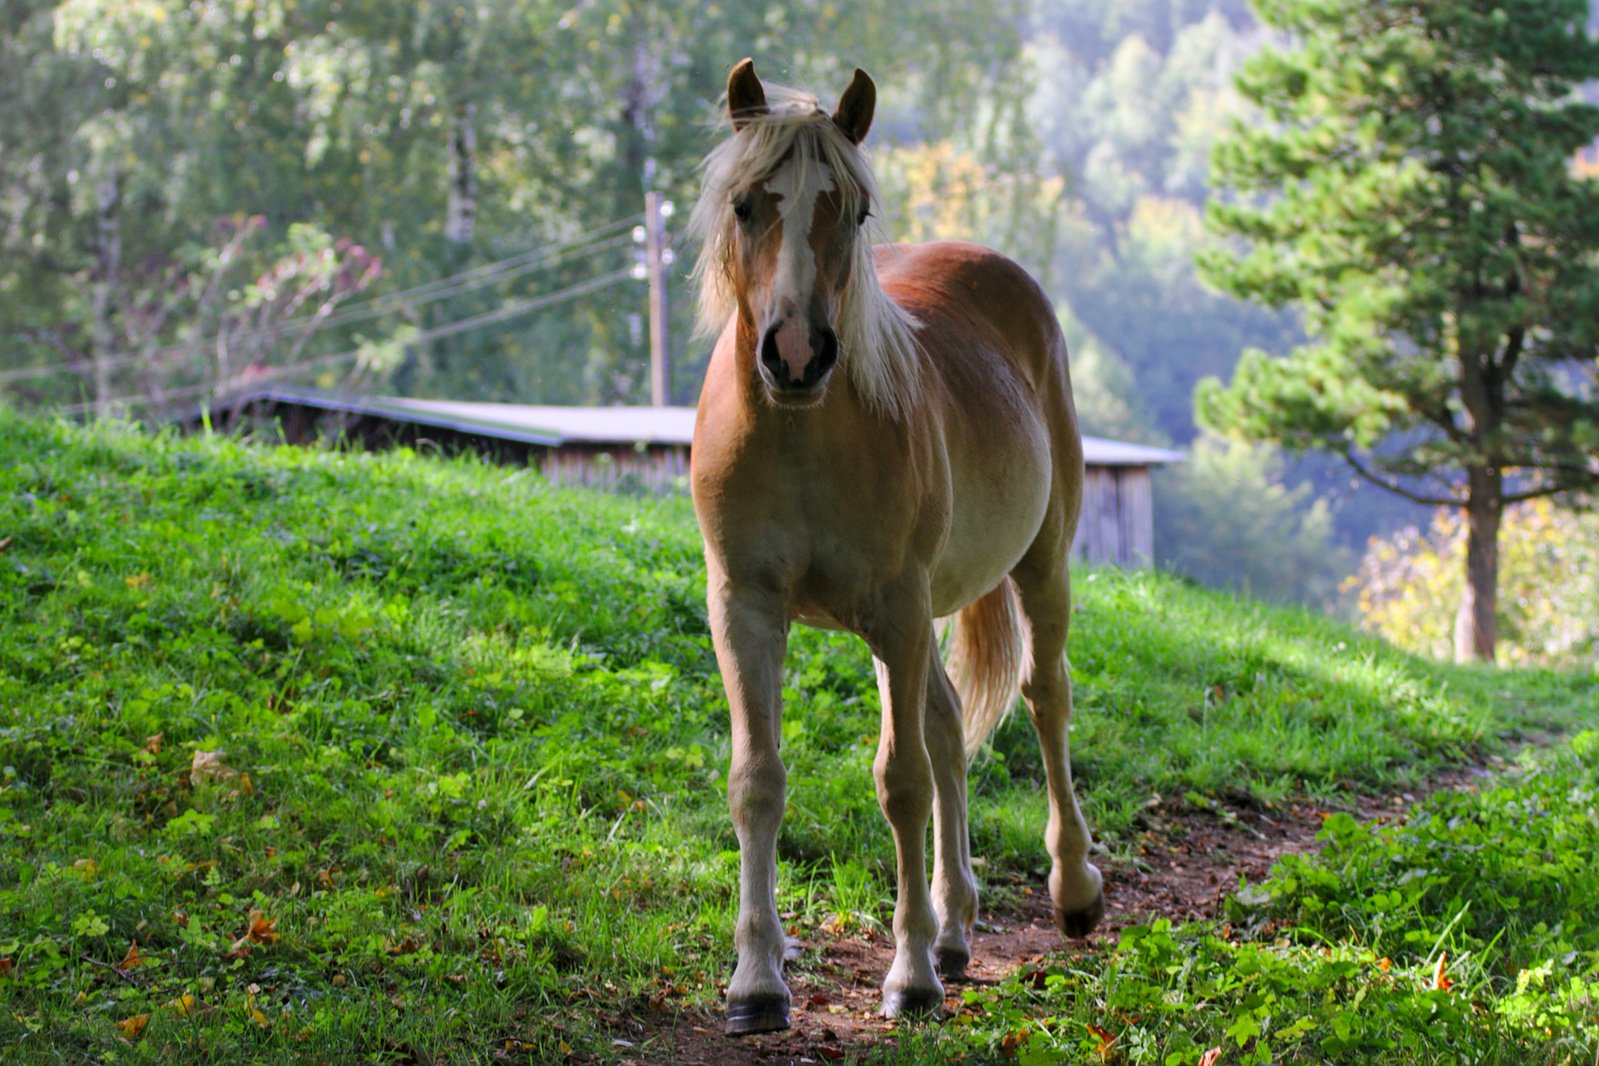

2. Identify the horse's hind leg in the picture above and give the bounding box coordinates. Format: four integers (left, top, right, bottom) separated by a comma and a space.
1012, 554, 1104, 935
922, 640, 978, 978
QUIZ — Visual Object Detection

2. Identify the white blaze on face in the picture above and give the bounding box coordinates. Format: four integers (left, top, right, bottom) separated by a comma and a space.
763, 158, 835, 380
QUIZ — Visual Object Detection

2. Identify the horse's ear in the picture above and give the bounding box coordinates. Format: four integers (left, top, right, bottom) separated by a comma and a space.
832, 68, 875, 145
727, 58, 767, 130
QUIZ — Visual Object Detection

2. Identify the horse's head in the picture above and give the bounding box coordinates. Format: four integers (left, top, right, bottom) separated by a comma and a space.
692, 59, 883, 409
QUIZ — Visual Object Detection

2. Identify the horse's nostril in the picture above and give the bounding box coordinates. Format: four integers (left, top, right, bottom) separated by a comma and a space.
816, 329, 839, 375
760, 327, 785, 379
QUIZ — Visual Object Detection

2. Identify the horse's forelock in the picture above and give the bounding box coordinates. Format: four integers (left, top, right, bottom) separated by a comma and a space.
690, 87, 921, 419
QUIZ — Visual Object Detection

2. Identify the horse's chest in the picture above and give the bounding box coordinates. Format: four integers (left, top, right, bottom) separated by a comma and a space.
722, 474, 930, 628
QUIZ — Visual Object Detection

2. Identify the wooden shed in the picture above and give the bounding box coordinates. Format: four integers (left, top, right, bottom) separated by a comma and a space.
205, 388, 1180, 568
1072, 436, 1185, 569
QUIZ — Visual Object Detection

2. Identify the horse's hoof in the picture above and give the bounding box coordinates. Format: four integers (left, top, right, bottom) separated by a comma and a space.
882, 986, 945, 1020
1056, 889, 1105, 938
935, 946, 970, 981
725, 996, 791, 1037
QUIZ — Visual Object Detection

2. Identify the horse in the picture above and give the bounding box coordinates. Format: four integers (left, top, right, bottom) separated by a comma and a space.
688, 59, 1103, 1036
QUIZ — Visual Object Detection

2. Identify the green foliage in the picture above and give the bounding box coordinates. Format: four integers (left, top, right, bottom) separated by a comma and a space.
1155, 431, 1348, 606
942, 734, 1599, 1064
1351, 500, 1599, 667
0, 408, 1591, 1061
1, 0, 1031, 413
1030, 8, 1303, 445
1198, 0, 1599, 513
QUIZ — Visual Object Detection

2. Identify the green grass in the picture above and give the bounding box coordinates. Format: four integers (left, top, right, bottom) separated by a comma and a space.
0, 407, 1593, 1062
921, 731, 1599, 1064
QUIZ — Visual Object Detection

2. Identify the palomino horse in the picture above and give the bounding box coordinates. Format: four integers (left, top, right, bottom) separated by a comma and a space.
689, 59, 1103, 1035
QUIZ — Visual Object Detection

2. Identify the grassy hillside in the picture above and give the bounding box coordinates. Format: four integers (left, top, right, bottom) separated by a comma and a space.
0, 408, 1592, 1062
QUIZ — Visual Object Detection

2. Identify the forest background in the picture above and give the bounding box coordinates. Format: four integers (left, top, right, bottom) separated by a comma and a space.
1, 0, 1594, 661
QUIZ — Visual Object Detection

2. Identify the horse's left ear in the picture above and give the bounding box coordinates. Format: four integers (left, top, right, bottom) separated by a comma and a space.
832, 68, 875, 145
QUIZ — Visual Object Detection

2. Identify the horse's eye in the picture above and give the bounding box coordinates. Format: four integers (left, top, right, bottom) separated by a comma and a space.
732, 198, 753, 223
857, 206, 871, 227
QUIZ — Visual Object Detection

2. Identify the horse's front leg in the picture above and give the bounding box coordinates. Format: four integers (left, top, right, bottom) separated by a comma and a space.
868, 589, 945, 1018
708, 572, 792, 1036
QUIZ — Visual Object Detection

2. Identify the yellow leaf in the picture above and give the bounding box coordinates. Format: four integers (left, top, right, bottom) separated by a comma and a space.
117, 1013, 150, 1039
164, 993, 199, 1016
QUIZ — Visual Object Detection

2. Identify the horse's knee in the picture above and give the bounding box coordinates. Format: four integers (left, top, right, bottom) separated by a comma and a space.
873, 752, 933, 826
728, 757, 786, 826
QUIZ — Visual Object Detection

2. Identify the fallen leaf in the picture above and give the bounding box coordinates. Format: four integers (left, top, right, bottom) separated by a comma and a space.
0, 958, 12, 977
246, 987, 269, 1028
190, 749, 238, 786
1198, 1049, 1223, 1066
119, 940, 147, 970
144, 734, 164, 755
116, 1013, 150, 1040
0, 536, 12, 553
1087, 1022, 1117, 1060
230, 910, 280, 952
1432, 952, 1452, 992
165, 993, 199, 1016
1377, 956, 1392, 972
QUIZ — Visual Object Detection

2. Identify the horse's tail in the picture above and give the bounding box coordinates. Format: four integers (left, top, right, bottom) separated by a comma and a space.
946, 578, 1030, 759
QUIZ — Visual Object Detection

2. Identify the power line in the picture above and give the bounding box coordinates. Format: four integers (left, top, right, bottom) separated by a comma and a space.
1, 215, 644, 386
55, 267, 637, 416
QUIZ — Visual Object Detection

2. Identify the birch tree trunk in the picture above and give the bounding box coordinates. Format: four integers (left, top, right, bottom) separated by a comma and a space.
444, 101, 477, 249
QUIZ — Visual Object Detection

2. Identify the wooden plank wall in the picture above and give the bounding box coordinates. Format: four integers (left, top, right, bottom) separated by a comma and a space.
1071, 465, 1154, 568
538, 445, 690, 493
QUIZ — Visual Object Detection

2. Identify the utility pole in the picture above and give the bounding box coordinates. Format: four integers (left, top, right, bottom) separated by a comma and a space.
644, 190, 671, 406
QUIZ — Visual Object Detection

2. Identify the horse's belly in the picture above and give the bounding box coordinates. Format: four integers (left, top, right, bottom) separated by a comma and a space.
929, 442, 1052, 617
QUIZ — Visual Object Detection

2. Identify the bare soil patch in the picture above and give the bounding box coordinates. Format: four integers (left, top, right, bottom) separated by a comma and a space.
594, 760, 1504, 1066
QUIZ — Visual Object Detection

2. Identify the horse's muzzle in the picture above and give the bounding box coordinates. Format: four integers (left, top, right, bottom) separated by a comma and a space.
759, 322, 838, 402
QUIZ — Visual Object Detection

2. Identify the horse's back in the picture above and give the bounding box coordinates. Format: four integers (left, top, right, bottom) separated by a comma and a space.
875, 241, 1071, 401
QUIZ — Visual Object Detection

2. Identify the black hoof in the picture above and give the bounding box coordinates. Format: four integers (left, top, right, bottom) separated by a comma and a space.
882, 986, 945, 1020
1056, 889, 1105, 938
936, 946, 970, 981
725, 996, 791, 1037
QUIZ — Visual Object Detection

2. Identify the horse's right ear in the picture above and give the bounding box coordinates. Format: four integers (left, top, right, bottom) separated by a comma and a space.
727, 58, 767, 130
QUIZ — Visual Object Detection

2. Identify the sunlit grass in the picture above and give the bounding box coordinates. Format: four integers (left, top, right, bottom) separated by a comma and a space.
0, 407, 1592, 1061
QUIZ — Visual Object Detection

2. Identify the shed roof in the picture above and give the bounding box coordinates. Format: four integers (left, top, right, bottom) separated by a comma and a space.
226, 388, 1182, 466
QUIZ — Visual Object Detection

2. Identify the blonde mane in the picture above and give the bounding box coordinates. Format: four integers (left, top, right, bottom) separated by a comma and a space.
689, 84, 922, 420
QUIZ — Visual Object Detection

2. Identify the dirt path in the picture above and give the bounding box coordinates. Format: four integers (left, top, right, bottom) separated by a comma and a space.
596, 762, 1501, 1066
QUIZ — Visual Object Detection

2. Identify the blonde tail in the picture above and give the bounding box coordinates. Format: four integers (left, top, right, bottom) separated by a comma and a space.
946, 578, 1030, 759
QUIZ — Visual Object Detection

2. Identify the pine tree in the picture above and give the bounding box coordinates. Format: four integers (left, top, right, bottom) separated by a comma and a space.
1199, 0, 1599, 661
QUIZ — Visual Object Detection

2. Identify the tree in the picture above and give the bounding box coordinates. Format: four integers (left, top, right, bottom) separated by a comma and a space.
1349, 500, 1599, 667
1198, 0, 1599, 661
1155, 432, 1347, 606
